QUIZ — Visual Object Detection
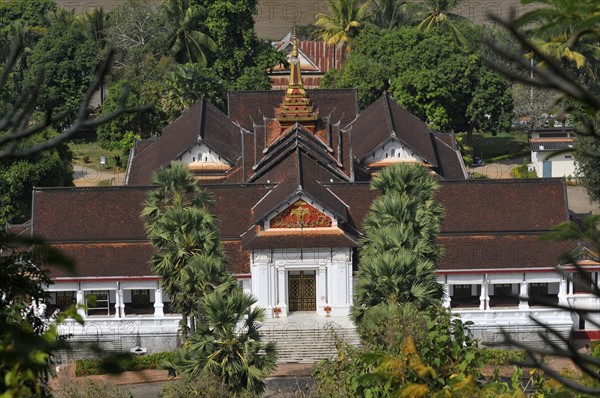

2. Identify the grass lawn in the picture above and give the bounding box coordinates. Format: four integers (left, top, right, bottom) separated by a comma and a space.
69, 141, 123, 172
460, 130, 530, 162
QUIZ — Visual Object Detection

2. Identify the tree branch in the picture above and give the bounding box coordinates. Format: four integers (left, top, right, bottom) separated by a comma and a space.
0, 38, 151, 161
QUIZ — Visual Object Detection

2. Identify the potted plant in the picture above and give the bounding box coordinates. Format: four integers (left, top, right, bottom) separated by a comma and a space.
273, 307, 281, 318
324, 306, 332, 317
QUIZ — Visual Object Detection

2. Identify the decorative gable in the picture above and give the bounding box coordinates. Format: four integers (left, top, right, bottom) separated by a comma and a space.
178, 142, 231, 171
364, 138, 425, 166
270, 200, 332, 228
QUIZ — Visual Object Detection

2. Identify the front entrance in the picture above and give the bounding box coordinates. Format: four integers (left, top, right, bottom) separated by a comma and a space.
288, 270, 316, 311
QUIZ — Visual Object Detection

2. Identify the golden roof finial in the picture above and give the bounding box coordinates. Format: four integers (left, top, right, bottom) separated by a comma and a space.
274, 27, 318, 131
292, 26, 298, 58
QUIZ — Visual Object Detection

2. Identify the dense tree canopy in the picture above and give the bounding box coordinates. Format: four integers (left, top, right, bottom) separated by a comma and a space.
0, 131, 73, 226
322, 25, 513, 137
22, 11, 102, 127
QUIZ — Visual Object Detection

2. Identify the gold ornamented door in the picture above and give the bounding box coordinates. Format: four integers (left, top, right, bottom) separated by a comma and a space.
288, 271, 316, 311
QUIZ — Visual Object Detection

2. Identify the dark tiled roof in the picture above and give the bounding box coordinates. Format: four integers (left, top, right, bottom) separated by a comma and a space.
127, 100, 241, 185
208, 185, 272, 238
439, 235, 575, 270
241, 227, 358, 249
530, 141, 574, 151
223, 240, 249, 274
49, 242, 153, 277
127, 101, 204, 185
249, 126, 350, 182
228, 89, 358, 131
201, 101, 242, 163
33, 186, 149, 242
349, 93, 437, 166
326, 183, 378, 231
432, 135, 468, 180
436, 179, 569, 233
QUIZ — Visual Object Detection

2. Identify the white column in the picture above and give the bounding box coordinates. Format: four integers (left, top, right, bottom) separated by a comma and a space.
519, 281, 529, 310
114, 285, 124, 318
318, 265, 327, 313
479, 277, 489, 311
443, 284, 451, 308
76, 289, 86, 318
154, 284, 164, 318
559, 277, 568, 306
568, 274, 574, 295
276, 266, 288, 316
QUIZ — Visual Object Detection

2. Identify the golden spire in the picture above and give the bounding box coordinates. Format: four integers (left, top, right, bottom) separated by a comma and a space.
275, 28, 318, 132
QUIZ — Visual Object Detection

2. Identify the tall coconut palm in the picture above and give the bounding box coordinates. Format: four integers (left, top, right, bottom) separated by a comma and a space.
352, 163, 444, 325
165, 0, 217, 65
315, 0, 372, 57
76, 7, 109, 50
174, 289, 278, 396
409, 0, 469, 47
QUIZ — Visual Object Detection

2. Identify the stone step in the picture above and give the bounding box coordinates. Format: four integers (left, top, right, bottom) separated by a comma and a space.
259, 327, 360, 363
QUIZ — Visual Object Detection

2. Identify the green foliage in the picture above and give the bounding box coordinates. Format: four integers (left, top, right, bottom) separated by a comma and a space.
198, 0, 262, 82
315, 0, 372, 55
368, 0, 412, 30
0, 231, 81, 397
142, 161, 234, 333
511, 162, 537, 179
52, 377, 132, 398
96, 81, 159, 150
575, 131, 600, 202
160, 371, 233, 398
106, 0, 172, 69
165, 0, 217, 65
232, 67, 272, 91
161, 63, 227, 118
353, 164, 444, 323
315, 303, 489, 397
0, 129, 73, 225
74, 352, 177, 376
168, 289, 277, 397
22, 10, 102, 126
320, 52, 390, 109
331, 25, 513, 134
480, 349, 528, 366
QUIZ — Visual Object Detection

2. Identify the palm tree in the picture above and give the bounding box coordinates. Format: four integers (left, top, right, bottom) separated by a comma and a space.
141, 161, 225, 333
369, 0, 410, 30
315, 0, 372, 57
352, 164, 444, 325
515, 0, 600, 78
76, 7, 109, 50
172, 289, 278, 397
165, 0, 217, 65
409, 0, 469, 47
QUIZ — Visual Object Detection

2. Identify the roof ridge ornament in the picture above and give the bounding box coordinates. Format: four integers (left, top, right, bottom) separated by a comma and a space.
275, 27, 318, 132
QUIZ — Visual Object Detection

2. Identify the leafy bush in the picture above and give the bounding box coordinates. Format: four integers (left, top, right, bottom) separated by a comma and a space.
480, 348, 528, 366
52, 377, 132, 398
511, 163, 538, 178
75, 352, 177, 376
160, 372, 240, 398
315, 304, 485, 397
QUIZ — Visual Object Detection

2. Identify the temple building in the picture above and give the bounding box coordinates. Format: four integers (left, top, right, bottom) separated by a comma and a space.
18, 35, 600, 352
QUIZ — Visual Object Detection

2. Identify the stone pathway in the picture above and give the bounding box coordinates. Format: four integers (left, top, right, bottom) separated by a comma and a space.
73, 165, 126, 187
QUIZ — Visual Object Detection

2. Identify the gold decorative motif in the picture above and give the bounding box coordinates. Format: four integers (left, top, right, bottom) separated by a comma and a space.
270, 200, 332, 228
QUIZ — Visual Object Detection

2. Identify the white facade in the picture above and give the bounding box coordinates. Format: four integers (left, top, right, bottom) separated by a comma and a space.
364, 138, 425, 165
178, 142, 231, 167
250, 247, 353, 317
531, 150, 578, 178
